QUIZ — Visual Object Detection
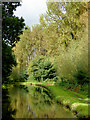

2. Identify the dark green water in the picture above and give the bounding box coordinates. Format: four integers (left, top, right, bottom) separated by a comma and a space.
5, 84, 77, 119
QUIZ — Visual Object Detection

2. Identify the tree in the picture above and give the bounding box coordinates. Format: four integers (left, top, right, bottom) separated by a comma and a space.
2, 41, 17, 84
13, 27, 33, 72
2, 2, 25, 47
30, 56, 58, 82
13, 25, 48, 72
2, 2, 25, 83
31, 24, 47, 56
40, 2, 87, 49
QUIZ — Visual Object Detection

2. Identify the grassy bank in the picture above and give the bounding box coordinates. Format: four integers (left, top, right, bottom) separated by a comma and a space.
17, 81, 89, 118
15, 81, 55, 86
47, 86, 89, 118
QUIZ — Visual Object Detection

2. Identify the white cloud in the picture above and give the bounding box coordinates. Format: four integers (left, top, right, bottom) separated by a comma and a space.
14, 0, 47, 28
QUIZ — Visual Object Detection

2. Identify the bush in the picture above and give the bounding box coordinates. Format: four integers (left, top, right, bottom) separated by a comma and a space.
30, 57, 58, 82
9, 68, 28, 82
19, 70, 29, 82
71, 103, 89, 118
73, 70, 89, 85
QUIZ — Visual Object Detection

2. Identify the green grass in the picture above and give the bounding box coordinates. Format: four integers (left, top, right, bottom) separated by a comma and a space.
48, 86, 87, 101
47, 86, 89, 118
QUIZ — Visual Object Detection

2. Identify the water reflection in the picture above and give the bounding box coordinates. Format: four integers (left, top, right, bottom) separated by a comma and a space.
8, 84, 76, 118
2, 88, 16, 120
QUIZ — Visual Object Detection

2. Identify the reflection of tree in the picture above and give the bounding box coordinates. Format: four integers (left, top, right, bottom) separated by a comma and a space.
2, 88, 16, 120
32, 86, 54, 106
27, 86, 55, 118
8, 85, 34, 118
7, 85, 75, 118
13, 84, 29, 93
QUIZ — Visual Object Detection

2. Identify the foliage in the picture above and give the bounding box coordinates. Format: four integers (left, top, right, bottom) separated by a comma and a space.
2, 41, 17, 84
73, 70, 89, 85
12, 2, 88, 91
9, 68, 28, 82
13, 2, 88, 75
40, 2, 87, 49
2, 2, 25, 84
54, 26, 88, 85
79, 83, 88, 96
13, 27, 33, 72
19, 70, 29, 82
30, 57, 58, 82
2, 2, 89, 118
71, 103, 89, 118
2, 88, 16, 120
13, 25, 47, 72
2, 2, 25, 47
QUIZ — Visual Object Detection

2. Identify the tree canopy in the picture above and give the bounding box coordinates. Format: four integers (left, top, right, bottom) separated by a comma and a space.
2, 2, 25, 47
2, 2, 25, 83
9, 2, 88, 88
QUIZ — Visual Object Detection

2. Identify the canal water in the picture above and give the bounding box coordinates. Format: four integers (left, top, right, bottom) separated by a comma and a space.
4, 84, 77, 119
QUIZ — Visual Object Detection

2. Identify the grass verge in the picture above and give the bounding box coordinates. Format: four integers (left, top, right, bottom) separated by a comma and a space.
47, 85, 89, 118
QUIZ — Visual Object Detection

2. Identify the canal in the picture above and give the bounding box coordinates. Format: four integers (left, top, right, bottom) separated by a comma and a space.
3, 84, 77, 119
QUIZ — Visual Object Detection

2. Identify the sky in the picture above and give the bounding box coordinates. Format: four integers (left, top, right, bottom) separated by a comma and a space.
14, 0, 47, 29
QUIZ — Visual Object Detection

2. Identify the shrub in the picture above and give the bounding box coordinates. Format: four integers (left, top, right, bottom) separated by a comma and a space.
19, 70, 29, 82
73, 70, 89, 85
71, 103, 89, 118
9, 68, 28, 82
30, 57, 58, 82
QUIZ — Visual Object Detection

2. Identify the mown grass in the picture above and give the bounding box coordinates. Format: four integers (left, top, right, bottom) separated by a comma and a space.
48, 86, 88, 103
47, 86, 89, 118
